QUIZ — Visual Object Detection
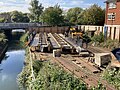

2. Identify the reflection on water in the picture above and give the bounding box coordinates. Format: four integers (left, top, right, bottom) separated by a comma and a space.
0, 50, 25, 90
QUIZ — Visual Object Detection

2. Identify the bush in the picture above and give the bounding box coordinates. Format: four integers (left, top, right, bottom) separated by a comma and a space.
31, 62, 87, 90
99, 39, 120, 50
92, 32, 104, 43
82, 32, 91, 43
102, 67, 120, 90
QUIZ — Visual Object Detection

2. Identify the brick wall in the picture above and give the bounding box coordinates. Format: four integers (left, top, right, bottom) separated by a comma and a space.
105, 2, 120, 25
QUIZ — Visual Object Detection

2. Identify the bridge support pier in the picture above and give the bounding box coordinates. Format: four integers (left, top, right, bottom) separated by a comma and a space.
4, 29, 12, 40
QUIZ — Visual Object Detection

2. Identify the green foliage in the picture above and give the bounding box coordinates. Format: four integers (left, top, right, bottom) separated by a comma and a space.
92, 37, 120, 50
11, 11, 30, 22
82, 32, 91, 43
66, 7, 83, 25
91, 82, 106, 90
20, 32, 28, 43
32, 62, 87, 90
17, 52, 31, 89
18, 59, 87, 90
29, 0, 44, 22
0, 17, 5, 22
78, 4, 105, 25
102, 67, 120, 90
92, 32, 104, 43
0, 32, 7, 43
99, 39, 120, 50
41, 4, 64, 26
22, 13, 30, 22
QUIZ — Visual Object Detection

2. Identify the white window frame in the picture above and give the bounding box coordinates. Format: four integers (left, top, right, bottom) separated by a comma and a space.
107, 13, 116, 20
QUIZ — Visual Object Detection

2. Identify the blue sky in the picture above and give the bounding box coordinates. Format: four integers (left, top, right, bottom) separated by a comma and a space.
0, 0, 106, 13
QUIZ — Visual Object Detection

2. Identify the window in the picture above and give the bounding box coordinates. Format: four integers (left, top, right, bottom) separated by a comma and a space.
107, 13, 116, 20
109, 2, 116, 9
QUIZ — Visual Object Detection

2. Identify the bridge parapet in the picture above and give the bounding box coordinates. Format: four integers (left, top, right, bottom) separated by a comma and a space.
0, 23, 40, 29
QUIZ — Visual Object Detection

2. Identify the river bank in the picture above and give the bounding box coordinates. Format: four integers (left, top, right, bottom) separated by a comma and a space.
0, 42, 8, 61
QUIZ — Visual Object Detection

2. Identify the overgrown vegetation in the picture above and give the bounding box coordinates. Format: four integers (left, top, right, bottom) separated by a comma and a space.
0, 32, 7, 45
0, 17, 5, 23
102, 67, 120, 90
20, 32, 28, 43
18, 58, 88, 90
91, 32, 104, 43
17, 47, 30, 89
91, 32, 120, 50
99, 39, 120, 50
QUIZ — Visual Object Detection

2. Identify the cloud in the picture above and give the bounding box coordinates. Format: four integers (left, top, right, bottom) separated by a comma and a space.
0, 0, 104, 13
7, 0, 17, 2
0, 2, 4, 5
1, 74, 8, 82
0, 0, 30, 13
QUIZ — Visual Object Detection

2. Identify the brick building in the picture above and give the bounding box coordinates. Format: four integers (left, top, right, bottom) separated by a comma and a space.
105, 0, 120, 40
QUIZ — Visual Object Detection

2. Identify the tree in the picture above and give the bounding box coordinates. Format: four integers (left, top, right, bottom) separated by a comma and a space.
66, 7, 83, 25
41, 5, 64, 26
11, 11, 30, 22
0, 18, 5, 23
78, 4, 105, 25
29, 0, 44, 22
22, 13, 30, 22
77, 10, 87, 25
0, 12, 11, 23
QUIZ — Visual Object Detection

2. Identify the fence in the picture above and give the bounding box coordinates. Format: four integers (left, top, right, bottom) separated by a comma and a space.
78, 25, 120, 41
29, 25, 120, 41
29, 26, 69, 34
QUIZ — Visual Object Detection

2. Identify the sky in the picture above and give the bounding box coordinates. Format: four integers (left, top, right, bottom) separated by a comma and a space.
0, 0, 106, 13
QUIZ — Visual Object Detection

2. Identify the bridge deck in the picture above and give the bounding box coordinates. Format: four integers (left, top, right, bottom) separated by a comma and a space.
0, 23, 39, 29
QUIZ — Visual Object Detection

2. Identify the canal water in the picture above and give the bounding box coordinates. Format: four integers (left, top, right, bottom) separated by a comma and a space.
0, 49, 25, 90
0, 31, 25, 90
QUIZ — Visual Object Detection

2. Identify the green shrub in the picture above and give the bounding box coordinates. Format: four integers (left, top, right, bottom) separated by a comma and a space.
32, 62, 87, 90
102, 67, 120, 90
92, 32, 104, 43
99, 39, 120, 50
20, 32, 28, 43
